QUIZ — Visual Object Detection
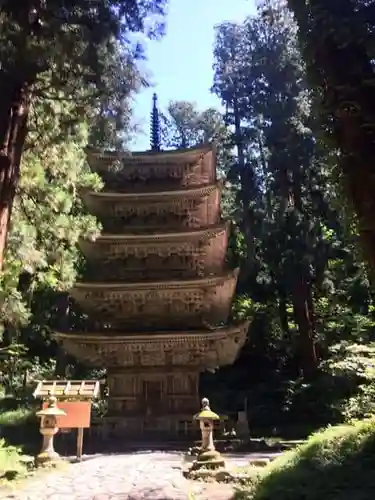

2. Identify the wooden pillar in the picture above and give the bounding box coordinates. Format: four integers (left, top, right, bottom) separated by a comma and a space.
166, 371, 200, 414
107, 370, 137, 415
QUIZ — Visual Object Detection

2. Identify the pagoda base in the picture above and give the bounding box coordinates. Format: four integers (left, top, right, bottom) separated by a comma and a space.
88, 368, 226, 441
107, 367, 200, 416
54, 322, 249, 442
88, 413, 203, 441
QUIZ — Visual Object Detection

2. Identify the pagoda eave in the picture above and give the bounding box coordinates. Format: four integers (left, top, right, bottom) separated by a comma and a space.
85, 144, 217, 192
80, 222, 229, 245
54, 321, 249, 369
85, 143, 214, 169
81, 181, 223, 204
70, 269, 239, 330
79, 222, 229, 261
80, 182, 222, 233
73, 268, 239, 292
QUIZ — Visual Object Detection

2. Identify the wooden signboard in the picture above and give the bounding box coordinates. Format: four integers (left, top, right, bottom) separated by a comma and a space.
34, 379, 100, 460
42, 400, 91, 428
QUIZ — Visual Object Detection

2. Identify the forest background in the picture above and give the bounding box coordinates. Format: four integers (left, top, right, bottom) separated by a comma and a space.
1, 0, 375, 438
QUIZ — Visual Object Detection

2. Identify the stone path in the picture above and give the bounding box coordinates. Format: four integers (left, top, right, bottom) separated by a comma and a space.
1, 452, 238, 500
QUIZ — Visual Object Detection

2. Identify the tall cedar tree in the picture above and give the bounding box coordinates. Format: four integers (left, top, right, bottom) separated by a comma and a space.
286, 0, 375, 277
212, 8, 336, 377
0, 0, 167, 270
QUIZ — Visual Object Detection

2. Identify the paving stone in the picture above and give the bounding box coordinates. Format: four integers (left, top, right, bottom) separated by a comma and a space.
0, 453, 188, 500
0, 451, 249, 500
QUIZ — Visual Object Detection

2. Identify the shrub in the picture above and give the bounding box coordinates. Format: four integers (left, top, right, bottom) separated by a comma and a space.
235, 418, 375, 500
0, 406, 34, 427
0, 399, 39, 454
0, 439, 30, 484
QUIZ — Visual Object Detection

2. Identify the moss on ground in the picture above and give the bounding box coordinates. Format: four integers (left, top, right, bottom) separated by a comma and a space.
235, 418, 375, 500
0, 407, 34, 427
0, 398, 41, 488
0, 439, 33, 487
0, 399, 39, 451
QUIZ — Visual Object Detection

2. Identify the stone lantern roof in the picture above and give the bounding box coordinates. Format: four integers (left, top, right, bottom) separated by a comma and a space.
194, 398, 220, 421
36, 397, 66, 417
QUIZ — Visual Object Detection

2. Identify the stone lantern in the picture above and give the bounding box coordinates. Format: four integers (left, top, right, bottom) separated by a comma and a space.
191, 397, 225, 470
36, 396, 66, 465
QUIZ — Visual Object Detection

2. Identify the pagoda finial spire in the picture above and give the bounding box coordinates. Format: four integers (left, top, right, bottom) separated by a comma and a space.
150, 92, 161, 151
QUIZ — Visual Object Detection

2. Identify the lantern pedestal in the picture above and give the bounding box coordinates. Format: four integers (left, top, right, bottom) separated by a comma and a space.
36, 427, 61, 466
36, 396, 66, 467
192, 449, 225, 470
185, 398, 225, 478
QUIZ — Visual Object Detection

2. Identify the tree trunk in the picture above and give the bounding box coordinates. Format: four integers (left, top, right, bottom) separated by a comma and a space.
0, 74, 33, 271
292, 274, 317, 379
233, 99, 256, 270
54, 293, 70, 377
288, 0, 375, 278
278, 289, 290, 337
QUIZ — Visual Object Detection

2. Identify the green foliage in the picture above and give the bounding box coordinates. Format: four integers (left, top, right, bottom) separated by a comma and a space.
160, 100, 233, 175
206, 0, 375, 426
285, 0, 375, 275
0, 354, 56, 398
0, 92, 104, 388
0, 0, 169, 295
0, 1, 161, 381
0, 407, 34, 428
0, 1, 168, 404
0, 397, 38, 482
0, 438, 30, 484
235, 418, 375, 500
322, 343, 375, 421
0, 0, 374, 447
0, 0, 167, 119
161, 101, 228, 147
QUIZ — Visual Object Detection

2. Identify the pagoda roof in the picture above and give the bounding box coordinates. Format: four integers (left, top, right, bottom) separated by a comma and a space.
81, 182, 223, 233
82, 181, 222, 204
80, 222, 228, 247
70, 268, 239, 330
54, 321, 249, 369
80, 223, 230, 282
86, 143, 214, 167
73, 267, 238, 292
85, 143, 217, 193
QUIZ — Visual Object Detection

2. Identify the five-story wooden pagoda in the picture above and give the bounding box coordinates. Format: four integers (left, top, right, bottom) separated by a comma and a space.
55, 98, 248, 438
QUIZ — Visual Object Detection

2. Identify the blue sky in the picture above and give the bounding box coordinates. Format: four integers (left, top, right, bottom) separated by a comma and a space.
130, 0, 256, 150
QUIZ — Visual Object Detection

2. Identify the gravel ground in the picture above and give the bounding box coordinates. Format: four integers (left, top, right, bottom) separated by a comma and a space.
0, 451, 240, 500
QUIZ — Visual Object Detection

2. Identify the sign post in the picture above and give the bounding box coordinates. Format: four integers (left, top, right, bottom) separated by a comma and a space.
34, 380, 100, 460
77, 427, 84, 460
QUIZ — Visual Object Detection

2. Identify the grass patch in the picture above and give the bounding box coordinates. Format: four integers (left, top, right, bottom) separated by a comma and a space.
0, 439, 69, 492
0, 398, 40, 455
235, 418, 375, 500
0, 400, 39, 487
0, 397, 70, 490
0, 407, 34, 427
0, 439, 33, 487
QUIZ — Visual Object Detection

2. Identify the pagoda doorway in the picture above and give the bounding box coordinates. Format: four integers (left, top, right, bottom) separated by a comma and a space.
142, 379, 163, 413
142, 379, 164, 438
142, 380, 162, 414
